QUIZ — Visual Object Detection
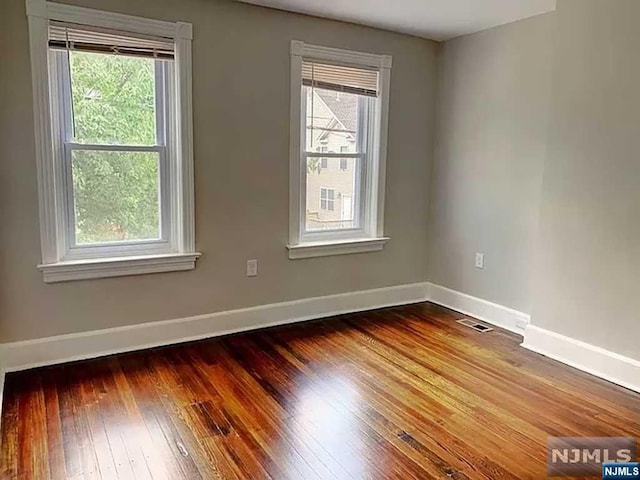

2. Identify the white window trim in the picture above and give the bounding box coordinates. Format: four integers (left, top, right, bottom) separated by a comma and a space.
26, 0, 199, 282
287, 40, 391, 260
287, 238, 388, 260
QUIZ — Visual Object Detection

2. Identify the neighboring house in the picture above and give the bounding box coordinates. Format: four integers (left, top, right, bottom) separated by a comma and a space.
305, 88, 358, 231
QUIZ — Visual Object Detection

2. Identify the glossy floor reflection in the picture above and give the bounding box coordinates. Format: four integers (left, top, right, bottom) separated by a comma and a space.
2, 302, 639, 479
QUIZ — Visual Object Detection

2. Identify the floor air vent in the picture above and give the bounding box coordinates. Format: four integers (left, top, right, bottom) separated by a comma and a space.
456, 318, 493, 332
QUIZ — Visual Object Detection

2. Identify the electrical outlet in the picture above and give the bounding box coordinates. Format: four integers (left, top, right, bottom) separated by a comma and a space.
246, 259, 258, 277
475, 253, 484, 269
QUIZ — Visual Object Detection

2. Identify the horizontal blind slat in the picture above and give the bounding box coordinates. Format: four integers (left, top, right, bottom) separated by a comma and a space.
48, 21, 174, 59
302, 60, 378, 97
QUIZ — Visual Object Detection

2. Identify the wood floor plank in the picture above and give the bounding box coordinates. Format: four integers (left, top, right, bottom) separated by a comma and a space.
41, 369, 66, 480
79, 366, 120, 480
58, 366, 101, 479
18, 376, 49, 480
1, 376, 20, 479
1, 302, 639, 479
120, 355, 203, 479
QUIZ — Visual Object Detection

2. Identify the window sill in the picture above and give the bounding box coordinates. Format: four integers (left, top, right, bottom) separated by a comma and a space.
287, 237, 389, 259
38, 252, 201, 283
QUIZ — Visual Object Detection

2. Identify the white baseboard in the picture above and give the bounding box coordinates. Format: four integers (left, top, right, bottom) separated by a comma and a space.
522, 325, 640, 394
2, 279, 637, 404
426, 283, 530, 335
426, 283, 640, 393
0, 282, 429, 372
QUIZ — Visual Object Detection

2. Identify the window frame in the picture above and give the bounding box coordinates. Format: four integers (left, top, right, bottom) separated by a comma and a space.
287, 41, 391, 259
303, 93, 369, 239
26, 0, 198, 282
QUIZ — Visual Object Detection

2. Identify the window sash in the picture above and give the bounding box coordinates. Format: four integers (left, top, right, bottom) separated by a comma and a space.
304, 161, 363, 234
50, 49, 175, 260
320, 187, 334, 200
57, 50, 169, 147
63, 143, 170, 253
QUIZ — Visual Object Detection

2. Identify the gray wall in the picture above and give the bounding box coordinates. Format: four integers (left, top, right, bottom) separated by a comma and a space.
0, 0, 437, 341
428, 13, 555, 313
531, 0, 640, 359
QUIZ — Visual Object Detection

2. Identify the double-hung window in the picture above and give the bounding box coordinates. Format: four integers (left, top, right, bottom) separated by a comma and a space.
288, 41, 392, 259
26, 0, 198, 282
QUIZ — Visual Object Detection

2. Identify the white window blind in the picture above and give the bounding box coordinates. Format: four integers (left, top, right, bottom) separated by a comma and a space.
48, 21, 174, 59
302, 60, 378, 97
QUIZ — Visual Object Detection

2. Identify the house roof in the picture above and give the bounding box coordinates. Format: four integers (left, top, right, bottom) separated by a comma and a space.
315, 89, 357, 133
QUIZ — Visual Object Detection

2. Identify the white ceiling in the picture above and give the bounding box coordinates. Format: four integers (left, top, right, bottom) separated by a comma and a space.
236, 0, 556, 41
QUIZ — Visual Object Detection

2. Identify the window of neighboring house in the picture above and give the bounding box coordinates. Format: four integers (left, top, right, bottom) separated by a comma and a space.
320, 187, 335, 211
339, 147, 348, 170
319, 146, 328, 169
287, 41, 392, 259
26, 1, 198, 282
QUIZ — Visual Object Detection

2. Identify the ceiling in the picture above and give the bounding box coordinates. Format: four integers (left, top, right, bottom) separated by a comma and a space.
235, 0, 556, 41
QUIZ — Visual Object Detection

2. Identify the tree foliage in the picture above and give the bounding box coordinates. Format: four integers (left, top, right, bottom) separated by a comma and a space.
307, 158, 321, 174
69, 51, 161, 244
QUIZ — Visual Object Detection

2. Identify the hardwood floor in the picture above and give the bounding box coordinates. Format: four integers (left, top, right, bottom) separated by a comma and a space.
1, 302, 639, 479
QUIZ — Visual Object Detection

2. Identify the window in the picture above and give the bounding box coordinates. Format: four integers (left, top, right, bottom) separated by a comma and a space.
287, 41, 392, 259
320, 188, 335, 211
26, 0, 198, 282
339, 147, 348, 170
53, 43, 167, 247
319, 147, 328, 169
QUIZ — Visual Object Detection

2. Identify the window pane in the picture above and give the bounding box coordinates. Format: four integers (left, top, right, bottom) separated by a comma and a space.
71, 149, 160, 244
69, 51, 158, 145
305, 87, 359, 154
306, 157, 357, 231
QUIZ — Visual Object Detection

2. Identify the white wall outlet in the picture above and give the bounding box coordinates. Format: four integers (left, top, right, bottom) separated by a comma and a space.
246, 259, 258, 277
475, 253, 484, 269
